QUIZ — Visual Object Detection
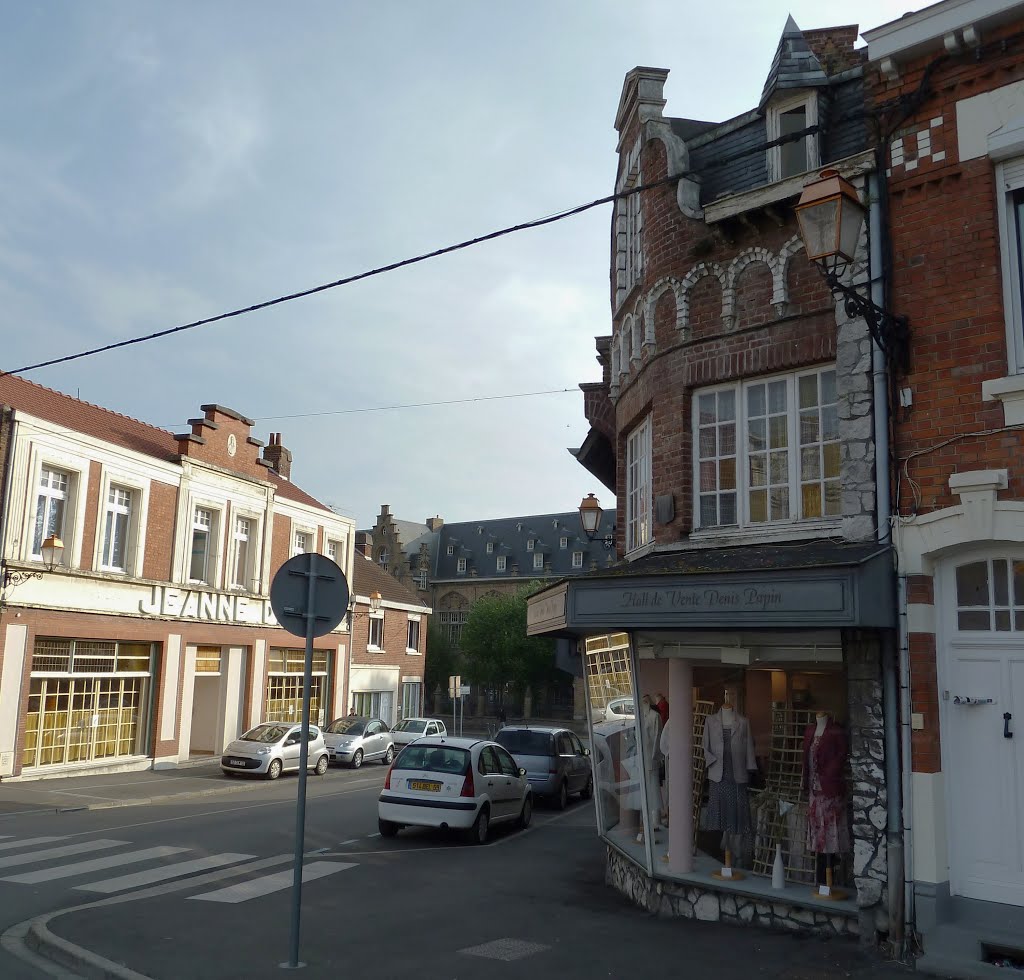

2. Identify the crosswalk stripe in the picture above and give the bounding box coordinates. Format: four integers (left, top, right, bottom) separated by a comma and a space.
189, 860, 356, 904
76, 852, 257, 894
3, 846, 190, 884
0, 839, 127, 870
0, 837, 65, 852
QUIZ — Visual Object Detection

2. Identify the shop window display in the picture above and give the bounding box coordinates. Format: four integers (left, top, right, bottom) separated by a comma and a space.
609, 653, 852, 897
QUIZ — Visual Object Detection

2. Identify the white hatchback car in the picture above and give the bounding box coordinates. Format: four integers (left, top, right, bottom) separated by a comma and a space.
220, 722, 330, 780
378, 736, 532, 844
389, 717, 447, 749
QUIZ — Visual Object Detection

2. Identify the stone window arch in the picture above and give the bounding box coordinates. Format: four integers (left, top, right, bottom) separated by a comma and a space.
679, 262, 727, 335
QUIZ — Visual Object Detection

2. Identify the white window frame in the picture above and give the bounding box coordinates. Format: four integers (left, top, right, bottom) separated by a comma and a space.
560, 536, 568, 549
614, 137, 643, 310
22, 446, 89, 569
230, 513, 260, 591
496, 556, 507, 572
526, 538, 535, 551
95, 471, 148, 576
32, 466, 70, 561
486, 541, 494, 554
767, 92, 819, 183
292, 526, 314, 557
367, 612, 384, 651
406, 615, 421, 654
625, 416, 652, 554
572, 551, 584, 568
414, 570, 428, 590
188, 505, 219, 585
532, 552, 544, 571
457, 557, 467, 574
446, 544, 454, 556
692, 366, 841, 534
995, 156, 1024, 375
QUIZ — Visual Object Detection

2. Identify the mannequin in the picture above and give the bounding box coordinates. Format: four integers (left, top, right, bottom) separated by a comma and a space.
802, 710, 850, 896
702, 687, 757, 874
636, 695, 664, 844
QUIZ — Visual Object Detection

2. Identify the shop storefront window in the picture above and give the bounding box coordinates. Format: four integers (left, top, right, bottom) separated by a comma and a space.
583, 633, 651, 872
401, 682, 422, 720
22, 638, 152, 769
266, 647, 329, 726
352, 690, 394, 724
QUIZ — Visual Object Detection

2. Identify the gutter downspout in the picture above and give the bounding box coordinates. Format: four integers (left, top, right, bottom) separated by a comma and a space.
0, 407, 19, 607
868, 169, 907, 951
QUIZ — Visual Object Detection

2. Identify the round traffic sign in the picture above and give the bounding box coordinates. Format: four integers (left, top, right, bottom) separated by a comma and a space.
270, 553, 350, 638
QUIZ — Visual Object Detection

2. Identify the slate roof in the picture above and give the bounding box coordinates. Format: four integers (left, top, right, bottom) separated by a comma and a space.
759, 15, 829, 109
433, 510, 617, 581
0, 371, 330, 511
352, 554, 430, 609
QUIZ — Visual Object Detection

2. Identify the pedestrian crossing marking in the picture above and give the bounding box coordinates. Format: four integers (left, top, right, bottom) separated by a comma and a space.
3, 846, 190, 884
0, 836, 65, 852
189, 860, 356, 903
0, 839, 127, 870
77, 853, 257, 894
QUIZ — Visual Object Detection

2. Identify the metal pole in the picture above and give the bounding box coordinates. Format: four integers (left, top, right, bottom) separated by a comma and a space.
286, 554, 317, 969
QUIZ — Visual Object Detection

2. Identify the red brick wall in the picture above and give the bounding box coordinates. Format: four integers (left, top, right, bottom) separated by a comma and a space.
909, 631, 942, 773
271, 513, 291, 573
143, 481, 177, 581
80, 461, 101, 570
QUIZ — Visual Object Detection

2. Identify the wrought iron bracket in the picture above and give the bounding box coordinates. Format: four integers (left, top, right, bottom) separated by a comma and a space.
823, 271, 911, 376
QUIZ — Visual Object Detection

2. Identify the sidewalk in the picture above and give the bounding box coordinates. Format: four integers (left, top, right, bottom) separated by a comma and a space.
0, 761, 264, 815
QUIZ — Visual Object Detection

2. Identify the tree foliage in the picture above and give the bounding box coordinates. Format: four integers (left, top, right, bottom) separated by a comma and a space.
459, 583, 558, 692
425, 622, 459, 694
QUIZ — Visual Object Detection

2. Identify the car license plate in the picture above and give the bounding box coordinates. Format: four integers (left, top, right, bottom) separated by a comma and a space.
409, 780, 441, 792
229, 760, 245, 767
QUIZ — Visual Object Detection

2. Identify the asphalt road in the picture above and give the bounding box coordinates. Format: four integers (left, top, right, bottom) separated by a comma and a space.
0, 765, 915, 979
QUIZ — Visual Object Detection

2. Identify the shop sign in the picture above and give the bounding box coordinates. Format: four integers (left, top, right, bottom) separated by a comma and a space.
526, 584, 567, 635
139, 586, 278, 626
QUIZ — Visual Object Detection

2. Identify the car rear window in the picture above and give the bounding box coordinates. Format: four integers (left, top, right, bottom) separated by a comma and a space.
394, 745, 469, 774
494, 730, 555, 756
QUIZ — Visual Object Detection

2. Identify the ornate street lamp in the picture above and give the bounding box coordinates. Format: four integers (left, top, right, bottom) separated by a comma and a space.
1, 535, 65, 603
369, 591, 383, 613
795, 169, 910, 374
578, 494, 615, 550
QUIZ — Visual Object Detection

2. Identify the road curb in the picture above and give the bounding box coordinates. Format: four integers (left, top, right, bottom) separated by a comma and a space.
54, 780, 266, 812
26, 915, 152, 979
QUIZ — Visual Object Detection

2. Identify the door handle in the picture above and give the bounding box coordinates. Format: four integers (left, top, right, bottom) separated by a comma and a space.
1005, 712, 1014, 739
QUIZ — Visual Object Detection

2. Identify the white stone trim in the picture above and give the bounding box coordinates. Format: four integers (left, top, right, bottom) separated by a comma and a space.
912, 771, 949, 885
907, 602, 936, 635
0, 624, 28, 776
160, 634, 182, 742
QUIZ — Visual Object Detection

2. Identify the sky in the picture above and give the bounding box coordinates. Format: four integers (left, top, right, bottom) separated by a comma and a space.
1, 0, 914, 529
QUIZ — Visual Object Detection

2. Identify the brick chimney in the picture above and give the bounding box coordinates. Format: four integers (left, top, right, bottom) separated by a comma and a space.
263, 432, 292, 480
426, 516, 444, 531
354, 531, 372, 559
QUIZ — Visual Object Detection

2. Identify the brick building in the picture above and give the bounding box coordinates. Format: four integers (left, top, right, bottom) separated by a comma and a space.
529, 19, 899, 941
864, 1, 1024, 971
348, 554, 431, 726
0, 374, 355, 780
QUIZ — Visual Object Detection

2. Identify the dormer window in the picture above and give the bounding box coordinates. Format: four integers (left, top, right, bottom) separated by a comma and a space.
486, 542, 494, 554
767, 93, 818, 182
446, 544, 454, 556
526, 539, 535, 551
559, 536, 568, 549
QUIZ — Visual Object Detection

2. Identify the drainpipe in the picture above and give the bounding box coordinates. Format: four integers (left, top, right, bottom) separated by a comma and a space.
0, 407, 18, 598
868, 169, 907, 950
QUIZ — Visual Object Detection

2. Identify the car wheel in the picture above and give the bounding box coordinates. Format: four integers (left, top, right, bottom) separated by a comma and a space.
580, 774, 594, 800
350, 749, 363, 770
267, 759, 283, 780
382, 745, 394, 766
314, 754, 329, 775
378, 819, 399, 838
556, 780, 568, 810
517, 795, 533, 830
468, 805, 490, 845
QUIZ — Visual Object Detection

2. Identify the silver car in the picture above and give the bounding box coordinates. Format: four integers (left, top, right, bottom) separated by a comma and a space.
323, 716, 395, 768
390, 717, 448, 749
493, 726, 592, 810
220, 722, 330, 780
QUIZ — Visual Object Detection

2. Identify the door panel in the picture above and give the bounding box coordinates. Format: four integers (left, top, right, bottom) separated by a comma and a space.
948, 650, 1024, 905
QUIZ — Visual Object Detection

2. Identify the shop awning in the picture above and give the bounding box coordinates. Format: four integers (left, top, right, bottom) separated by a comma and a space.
527, 540, 895, 636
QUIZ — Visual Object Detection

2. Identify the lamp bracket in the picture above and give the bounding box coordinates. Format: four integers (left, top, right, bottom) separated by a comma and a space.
823, 270, 911, 376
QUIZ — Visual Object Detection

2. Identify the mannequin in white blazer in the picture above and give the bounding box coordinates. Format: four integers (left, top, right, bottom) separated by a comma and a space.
702, 707, 757, 784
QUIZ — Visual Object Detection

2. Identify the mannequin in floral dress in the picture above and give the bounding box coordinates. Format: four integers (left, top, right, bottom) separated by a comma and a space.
802, 711, 850, 886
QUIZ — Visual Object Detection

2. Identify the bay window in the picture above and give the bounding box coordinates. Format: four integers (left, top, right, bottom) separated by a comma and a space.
694, 366, 839, 531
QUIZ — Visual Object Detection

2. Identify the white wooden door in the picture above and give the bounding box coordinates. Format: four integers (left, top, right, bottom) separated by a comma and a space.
947, 644, 1024, 905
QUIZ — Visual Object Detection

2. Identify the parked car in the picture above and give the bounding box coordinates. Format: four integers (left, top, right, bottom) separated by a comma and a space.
390, 717, 448, 749
220, 722, 330, 780
594, 696, 635, 725
323, 716, 394, 768
493, 726, 592, 810
378, 736, 532, 844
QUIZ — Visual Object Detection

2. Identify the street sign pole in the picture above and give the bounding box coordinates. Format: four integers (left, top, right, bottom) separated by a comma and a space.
286, 553, 318, 971
270, 552, 348, 973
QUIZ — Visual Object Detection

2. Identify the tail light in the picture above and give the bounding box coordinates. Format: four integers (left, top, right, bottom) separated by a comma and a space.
460, 760, 476, 798
384, 762, 395, 790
